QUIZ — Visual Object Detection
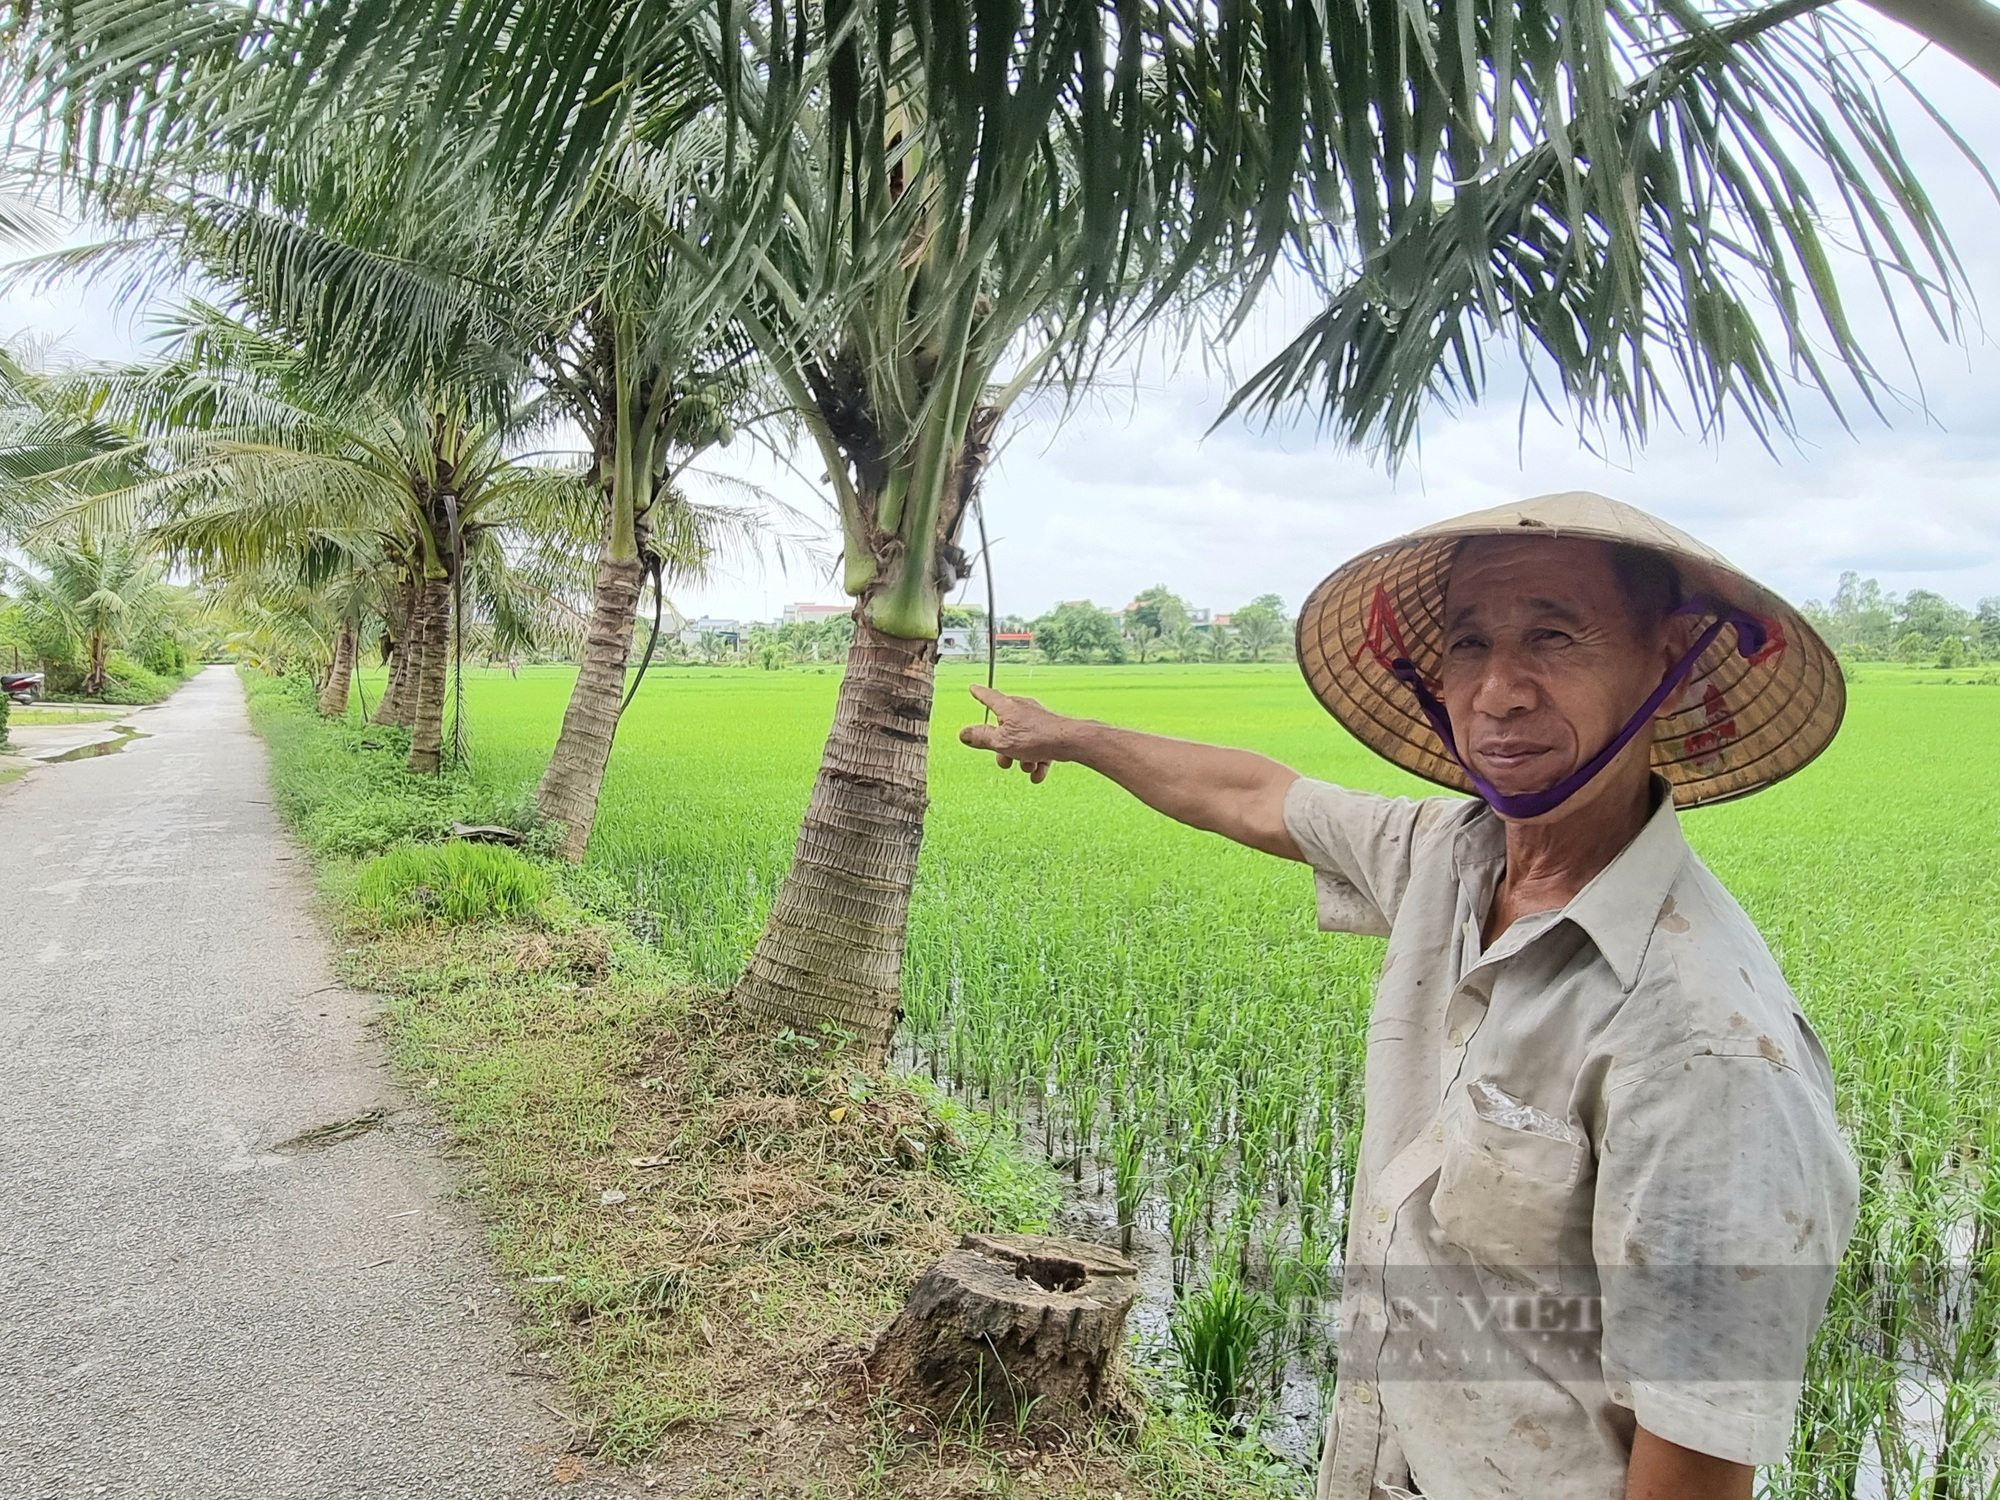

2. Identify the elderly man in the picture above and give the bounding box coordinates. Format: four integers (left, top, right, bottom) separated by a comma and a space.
961, 494, 1856, 1500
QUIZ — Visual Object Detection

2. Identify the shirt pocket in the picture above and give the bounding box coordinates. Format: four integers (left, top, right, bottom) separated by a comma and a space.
1429, 1080, 1590, 1273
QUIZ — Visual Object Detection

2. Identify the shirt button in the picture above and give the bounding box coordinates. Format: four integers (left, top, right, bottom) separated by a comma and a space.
1374, 1204, 1389, 1223
1449, 1027, 1464, 1047
1355, 1385, 1376, 1405
1433, 1122, 1445, 1143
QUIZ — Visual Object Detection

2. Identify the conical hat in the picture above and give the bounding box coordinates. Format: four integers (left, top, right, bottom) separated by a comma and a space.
1295, 492, 1844, 808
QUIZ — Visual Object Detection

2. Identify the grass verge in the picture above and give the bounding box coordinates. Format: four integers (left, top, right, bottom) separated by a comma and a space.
245, 668, 1294, 1498
7, 705, 128, 726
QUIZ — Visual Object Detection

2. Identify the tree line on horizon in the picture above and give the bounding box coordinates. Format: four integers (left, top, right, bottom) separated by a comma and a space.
1803, 573, 2000, 669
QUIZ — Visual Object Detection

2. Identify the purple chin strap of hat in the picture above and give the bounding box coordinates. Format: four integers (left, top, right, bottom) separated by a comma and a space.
1386, 596, 1769, 820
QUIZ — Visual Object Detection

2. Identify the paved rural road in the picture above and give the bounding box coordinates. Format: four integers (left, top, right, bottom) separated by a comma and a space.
0, 669, 631, 1500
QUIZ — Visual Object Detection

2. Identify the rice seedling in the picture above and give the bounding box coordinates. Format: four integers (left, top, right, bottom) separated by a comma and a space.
405, 659, 1999, 1490
1172, 1265, 1280, 1429
355, 842, 551, 925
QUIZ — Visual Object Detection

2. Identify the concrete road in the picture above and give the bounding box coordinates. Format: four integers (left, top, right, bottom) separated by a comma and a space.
0, 669, 630, 1500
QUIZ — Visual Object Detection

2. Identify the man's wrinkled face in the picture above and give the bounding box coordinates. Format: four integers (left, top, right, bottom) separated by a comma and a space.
1439, 538, 1675, 811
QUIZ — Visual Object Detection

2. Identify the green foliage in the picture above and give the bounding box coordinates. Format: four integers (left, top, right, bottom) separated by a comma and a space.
1229, 601, 1288, 663
243, 670, 473, 856
906, 1077, 1062, 1235
354, 842, 551, 926
1805, 574, 1988, 665
1032, 601, 1126, 664
1171, 1269, 1278, 1426
0, 691, 9, 747
5, 529, 197, 698
42, 651, 191, 705
1127, 587, 1191, 639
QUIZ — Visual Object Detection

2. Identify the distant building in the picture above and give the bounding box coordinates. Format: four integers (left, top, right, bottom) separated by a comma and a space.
938, 626, 985, 658
994, 631, 1034, 648
782, 602, 850, 625
679, 616, 742, 648
1187, 607, 1212, 626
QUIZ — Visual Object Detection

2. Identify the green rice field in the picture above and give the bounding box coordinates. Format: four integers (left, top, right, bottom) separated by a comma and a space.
390, 659, 2000, 1495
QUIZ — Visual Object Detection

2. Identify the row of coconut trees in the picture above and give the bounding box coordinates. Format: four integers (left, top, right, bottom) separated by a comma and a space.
1, 0, 1987, 1057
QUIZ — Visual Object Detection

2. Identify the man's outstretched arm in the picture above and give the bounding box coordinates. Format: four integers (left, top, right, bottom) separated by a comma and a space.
957, 684, 1305, 861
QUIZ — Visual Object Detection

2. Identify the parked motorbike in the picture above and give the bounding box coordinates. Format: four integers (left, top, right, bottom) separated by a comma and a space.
3, 671, 43, 705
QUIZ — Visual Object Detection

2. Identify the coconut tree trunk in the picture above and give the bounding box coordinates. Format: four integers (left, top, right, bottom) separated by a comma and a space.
371, 636, 411, 725
372, 578, 420, 727
319, 625, 356, 718
85, 629, 108, 698
735, 619, 937, 1056
534, 540, 645, 860
404, 574, 453, 773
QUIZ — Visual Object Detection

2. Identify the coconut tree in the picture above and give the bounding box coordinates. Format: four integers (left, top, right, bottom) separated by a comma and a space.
27, 114, 778, 852
675, 2, 1969, 1054
1232, 604, 1283, 664
1224, 0, 1979, 447
45, 303, 600, 768
488, 142, 774, 858
6, 527, 176, 695
9, 0, 1979, 1059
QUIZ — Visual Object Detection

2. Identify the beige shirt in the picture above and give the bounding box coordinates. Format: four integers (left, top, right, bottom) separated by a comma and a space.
1285, 779, 1857, 1500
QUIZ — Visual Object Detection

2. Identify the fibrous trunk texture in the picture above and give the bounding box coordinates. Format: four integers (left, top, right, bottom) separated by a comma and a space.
319, 625, 355, 718
735, 619, 936, 1057
84, 634, 108, 698
863, 1233, 1141, 1433
371, 639, 410, 726
372, 579, 420, 728
404, 575, 453, 773
535, 546, 646, 860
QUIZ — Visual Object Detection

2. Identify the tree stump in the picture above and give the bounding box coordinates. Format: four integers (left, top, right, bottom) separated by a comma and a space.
863, 1232, 1141, 1432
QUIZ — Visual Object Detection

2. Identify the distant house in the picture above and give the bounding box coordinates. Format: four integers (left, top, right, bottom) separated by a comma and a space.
782, 602, 850, 625
679, 615, 742, 649
993, 631, 1034, 648
938, 626, 985, 658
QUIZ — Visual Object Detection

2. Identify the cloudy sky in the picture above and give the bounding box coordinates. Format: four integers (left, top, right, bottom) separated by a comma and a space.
6, 15, 1995, 626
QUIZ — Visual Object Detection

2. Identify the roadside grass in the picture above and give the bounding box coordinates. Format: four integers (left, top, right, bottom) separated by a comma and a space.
247, 668, 1288, 1498
7, 705, 126, 726
355, 842, 551, 925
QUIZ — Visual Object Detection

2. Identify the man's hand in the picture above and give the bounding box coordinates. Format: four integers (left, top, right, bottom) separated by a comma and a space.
958, 685, 1071, 783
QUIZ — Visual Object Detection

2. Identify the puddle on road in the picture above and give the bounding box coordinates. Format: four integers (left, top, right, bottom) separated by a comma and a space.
42, 726, 149, 762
